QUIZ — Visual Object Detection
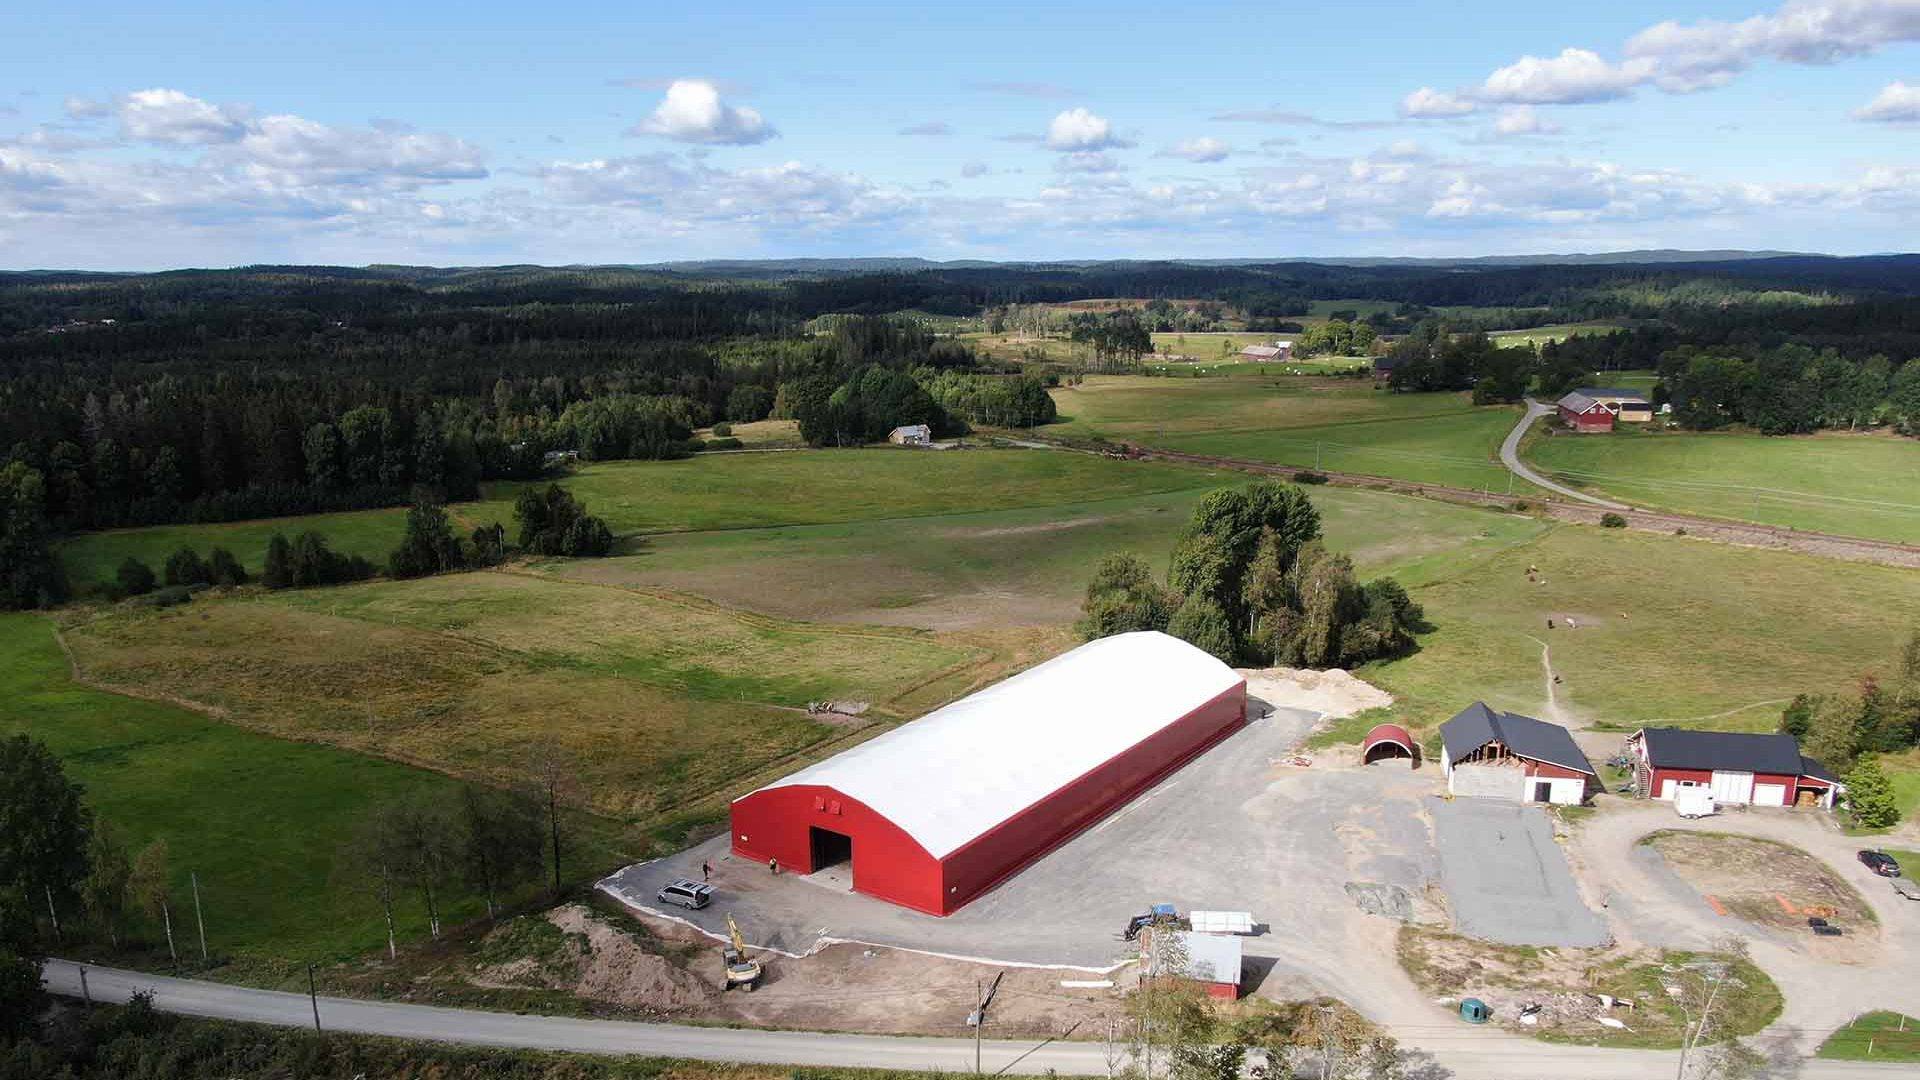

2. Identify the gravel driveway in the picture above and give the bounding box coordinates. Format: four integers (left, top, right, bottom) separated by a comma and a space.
1431, 798, 1609, 946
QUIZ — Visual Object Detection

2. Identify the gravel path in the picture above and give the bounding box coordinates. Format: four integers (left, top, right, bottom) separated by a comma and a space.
1501, 399, 1630, 509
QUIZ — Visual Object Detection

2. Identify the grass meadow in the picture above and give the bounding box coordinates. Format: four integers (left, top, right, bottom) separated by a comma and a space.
0, 612, 627, 965
59, 506, 414, 593
1048, 373, 1528, 491
1522, 425, 1920, 543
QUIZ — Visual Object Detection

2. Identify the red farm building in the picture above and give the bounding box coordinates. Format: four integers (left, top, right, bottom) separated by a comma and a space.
1627, 728, 1843, 809
1556, 390, 1617, 432
728, 631, 1248, 916
1439, 702, 1597, 805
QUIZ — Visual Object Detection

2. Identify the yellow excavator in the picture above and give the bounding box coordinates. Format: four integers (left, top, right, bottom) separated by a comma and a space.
722, 913, 763, 992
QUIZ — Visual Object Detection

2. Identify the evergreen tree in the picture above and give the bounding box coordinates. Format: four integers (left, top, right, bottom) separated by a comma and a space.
1167, 596, 1236, 662
388, 495, 466, 579
262, 534, 293, 589
163, 546, 212, 587
1844, 754, 1898, 829
207, 547, 248, 587
0, 463, 69, 610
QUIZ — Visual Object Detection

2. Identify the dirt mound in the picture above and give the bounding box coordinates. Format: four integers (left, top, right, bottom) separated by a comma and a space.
472, 904, 715, 1012
1241, 667, 1393, 719
550, 904, 717, 1010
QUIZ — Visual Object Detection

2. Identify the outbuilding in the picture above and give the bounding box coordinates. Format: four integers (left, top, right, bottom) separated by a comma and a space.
1147, 930, 1243, 1000
1576, 387, 1653, 423
728, 632, 1247, 915
1556, 391, 1616, 432
888, 424, 932, 446
1439, 702, 1597, 805
1240, 343, 1291, 361
1361, 723, 1416, 765
1627, 728, 1844, 808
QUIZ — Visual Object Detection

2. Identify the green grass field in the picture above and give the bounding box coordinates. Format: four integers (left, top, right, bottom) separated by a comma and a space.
1522, 426, 1920, 543
466, 448, 1223, 536
1361, 523, 1920, 735
1488, 321, 1628, 346
1048, 373, 1528, 491
59, 506, 413, 593
548, 484, 1550, 630
59, 570, 991, 820
1819, 1012, 1920, 1061
0, 612, 625, 964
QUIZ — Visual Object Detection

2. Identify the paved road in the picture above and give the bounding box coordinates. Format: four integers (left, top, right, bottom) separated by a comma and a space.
1499, 399, 1630, 509
41, 962, 1910, 1079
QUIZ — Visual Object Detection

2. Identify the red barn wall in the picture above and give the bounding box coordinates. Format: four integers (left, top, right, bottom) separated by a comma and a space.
728, 786, 946, 915
937, 683, 1247, 913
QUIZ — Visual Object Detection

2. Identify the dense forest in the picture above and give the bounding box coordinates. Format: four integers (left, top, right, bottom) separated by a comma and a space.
4, 256, 1920, 609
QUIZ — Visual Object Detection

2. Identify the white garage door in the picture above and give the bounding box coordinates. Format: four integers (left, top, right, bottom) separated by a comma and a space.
1753, 783, 1788, 807
1710, 770, 1755, 804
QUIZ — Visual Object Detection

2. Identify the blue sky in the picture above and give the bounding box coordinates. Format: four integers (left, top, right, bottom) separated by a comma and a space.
4, 0, 1920, 267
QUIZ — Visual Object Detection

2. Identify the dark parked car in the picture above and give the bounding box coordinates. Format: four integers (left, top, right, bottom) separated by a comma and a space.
656, 878, 713, 910
1859, 850, 1901, 877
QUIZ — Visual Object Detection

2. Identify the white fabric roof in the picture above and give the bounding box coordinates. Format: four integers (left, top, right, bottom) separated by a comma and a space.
744, 631, 1243, 860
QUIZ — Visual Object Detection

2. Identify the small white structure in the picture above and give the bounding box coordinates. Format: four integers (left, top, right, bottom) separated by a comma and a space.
888, 424, 932, 447
1239, 342, 1293, 361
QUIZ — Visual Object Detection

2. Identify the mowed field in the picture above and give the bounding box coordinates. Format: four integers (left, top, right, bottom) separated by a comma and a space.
1048, 373, 1527, 491
0, 612, 626, 964
1523, 426, 1920, 543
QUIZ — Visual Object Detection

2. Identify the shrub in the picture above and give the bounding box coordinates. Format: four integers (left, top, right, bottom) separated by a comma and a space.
115, 557, 157, 597
702, 437, 744, 451
1845, 755, 1899, 829
711, 422, 733, 437
163, 546, 211, 587
207, 547, 247, 587
1293, 471, 1330, 485
133, 585, 193, 608
1600, 513, 1628, 528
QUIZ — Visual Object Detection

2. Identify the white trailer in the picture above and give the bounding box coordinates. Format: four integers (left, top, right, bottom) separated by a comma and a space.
1674, 789, 1718, 819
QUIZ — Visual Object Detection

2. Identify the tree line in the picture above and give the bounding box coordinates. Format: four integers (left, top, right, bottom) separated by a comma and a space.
1779, 630, 1920, 829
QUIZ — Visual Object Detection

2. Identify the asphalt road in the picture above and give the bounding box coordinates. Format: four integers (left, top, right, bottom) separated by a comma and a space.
40, 962, 1912, 1079
1500, 400, 1630, 509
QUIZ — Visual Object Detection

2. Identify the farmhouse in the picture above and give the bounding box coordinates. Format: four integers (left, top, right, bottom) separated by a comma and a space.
1371, 355, 1404, 384
1439, 702, 1597, 805
1240, 342, 1292, 361
1576, 387, 1653, 423
887, 424, 932, 446
728, 631, 1247, 915
1556, 390, 1617, 432
1627, 728, 1844, 808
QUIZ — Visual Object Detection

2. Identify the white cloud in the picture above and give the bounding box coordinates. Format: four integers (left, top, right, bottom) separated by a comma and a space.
1161, 137, 1230, 162
1045, 107, 1131, 151
63, 96, 110, 120
1492, 105, 1562, 136
118, 88, 250, 145
234, 114, 487, 185
535, 154, 914, 236
1480, 48, 1652, 104
1854, 80, 1920, 121
960, 161, 991, 178
633, 79, 775, 145
1054, 151, 1126, 174
1449, 0, 1920, 111
899, 120, 952, 137
1400, 87, 1477, 118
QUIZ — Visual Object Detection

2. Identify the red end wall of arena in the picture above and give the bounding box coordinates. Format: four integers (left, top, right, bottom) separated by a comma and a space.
728, 681, 1247, 916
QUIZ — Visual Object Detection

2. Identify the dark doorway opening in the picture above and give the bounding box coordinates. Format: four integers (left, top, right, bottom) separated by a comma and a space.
810, 827, 853, 874
1532, 781, 1553, 803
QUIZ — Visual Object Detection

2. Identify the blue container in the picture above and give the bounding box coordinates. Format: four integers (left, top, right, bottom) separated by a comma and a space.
1459, 998, 1491, 1024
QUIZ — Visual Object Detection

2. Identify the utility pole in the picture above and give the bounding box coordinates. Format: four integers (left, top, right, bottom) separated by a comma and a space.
308, 964, 322, 1034
974, 978, 984, 1075
44, 885, 60, 942
76, 964, 90, 1006
191, 871, 208, 962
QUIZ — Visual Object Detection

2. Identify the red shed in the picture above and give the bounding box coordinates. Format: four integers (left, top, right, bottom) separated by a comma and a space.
728, 632, 1247, 916
1556, 391, 1616, 432
1362, 723, 1415, 764
1627, 728, 1844, 809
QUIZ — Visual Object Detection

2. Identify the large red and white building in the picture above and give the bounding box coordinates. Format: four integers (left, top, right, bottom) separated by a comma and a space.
1628, 728, 1843, 808
728, 631, 1247, 915
1439, 701, 1597, 805
1556, 390, 1617, 432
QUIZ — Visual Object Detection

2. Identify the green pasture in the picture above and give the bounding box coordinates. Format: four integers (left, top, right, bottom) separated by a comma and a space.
0, 612, 626, 966
1523, 426, 1920, 543
59, 506, 413, 593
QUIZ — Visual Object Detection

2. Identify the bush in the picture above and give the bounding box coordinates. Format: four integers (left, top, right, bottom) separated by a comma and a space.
133, 585, 193, 608
1600, 512, 1628, 528
702, 437, 744, 451
1845, 755, 1899, 829
207, 547, 247, 587
114, 557, 156, 597
711, 422, 733, 437
163, 546, 211, 587
1293, 471, 1329, 485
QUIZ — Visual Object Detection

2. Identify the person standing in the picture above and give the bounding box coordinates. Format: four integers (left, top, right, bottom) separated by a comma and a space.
701, 860, 712, 881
